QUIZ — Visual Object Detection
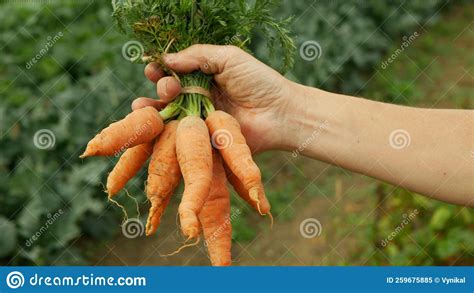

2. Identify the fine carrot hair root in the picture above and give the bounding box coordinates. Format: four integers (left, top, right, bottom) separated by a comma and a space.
123, 188, 141, 218
206, 110, 270, 216
106, 142, 154, 198
199, 150, 232, 266
145, 120, 181, 236
108, 196, 129, 224
80, 106, 163, 158
176, 116, 213, 240
160, 236, 201, 257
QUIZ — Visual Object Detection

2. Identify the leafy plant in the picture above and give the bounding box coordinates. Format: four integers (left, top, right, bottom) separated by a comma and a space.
111, 0, 295, 121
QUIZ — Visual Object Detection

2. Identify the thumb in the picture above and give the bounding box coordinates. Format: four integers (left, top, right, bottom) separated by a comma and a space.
163, 44, 235, 75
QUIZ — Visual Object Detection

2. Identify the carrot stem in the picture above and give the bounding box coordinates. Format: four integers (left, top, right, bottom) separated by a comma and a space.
159, 96, 183, 120
180, 72, 212, 118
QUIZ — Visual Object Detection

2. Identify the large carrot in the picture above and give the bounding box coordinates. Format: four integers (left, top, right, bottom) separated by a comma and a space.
224, 165, 270, 215
206, 110, 269, 215
106, 142, 154, 198
176, 115, 212, 239
80, 106, 163, 158
199, 150, 232, 266
145, 120, 181, 236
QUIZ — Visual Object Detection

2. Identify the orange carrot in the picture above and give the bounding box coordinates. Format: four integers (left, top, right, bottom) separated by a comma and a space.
199, 150, 232, 266
176, 116, 212, 239
224, 164, 270, 215
106, 142, 154, 198
145, 120, 181, 236
206, 110, 268, 215
80, 106, 163, 158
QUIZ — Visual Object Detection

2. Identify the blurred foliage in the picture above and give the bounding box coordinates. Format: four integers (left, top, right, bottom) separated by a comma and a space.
355, 186, 474, 265
254, 0, 449, 93
352, 3, 473, 265
0, 1, 151, 265
0, 0, 468, 266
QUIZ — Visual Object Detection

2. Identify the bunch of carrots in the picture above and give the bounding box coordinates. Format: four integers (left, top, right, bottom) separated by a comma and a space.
80, 0, 294, 266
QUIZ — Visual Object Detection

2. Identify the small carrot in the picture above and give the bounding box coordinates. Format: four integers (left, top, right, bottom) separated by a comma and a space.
106, 142, 154, 198
206, 110, 268, 215
176, 115, 212, 239
224, 164, 270, 215
199, 150, 232, 266
80, 106, 163, 158
145, 120, 181, 236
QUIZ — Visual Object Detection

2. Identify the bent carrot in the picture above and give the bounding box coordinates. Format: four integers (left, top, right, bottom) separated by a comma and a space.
199, 150, 232, 266
80, 106, 163, 158
206, 110, 268, 215
106, 142, 154, 198
224, 164, 270, 215
176, 116, 212, 239
145, 120, 181, 236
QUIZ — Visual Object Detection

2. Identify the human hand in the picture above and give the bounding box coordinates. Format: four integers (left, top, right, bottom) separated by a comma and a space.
133, 44, 297, 152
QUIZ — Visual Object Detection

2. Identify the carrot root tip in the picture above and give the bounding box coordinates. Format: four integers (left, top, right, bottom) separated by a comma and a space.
145, 210, 157, 236
249, 187, 264, 215
268, 211, 274, 229
145, 225, 154, 236
79, 148, 92, 158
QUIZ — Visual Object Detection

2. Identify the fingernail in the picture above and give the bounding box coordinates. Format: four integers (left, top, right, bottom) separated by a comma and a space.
163, 54, 176, 64
163, 79, 169, 97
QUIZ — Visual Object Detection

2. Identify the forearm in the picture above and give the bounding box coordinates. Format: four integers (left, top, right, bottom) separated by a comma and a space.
277, 82, 473, 206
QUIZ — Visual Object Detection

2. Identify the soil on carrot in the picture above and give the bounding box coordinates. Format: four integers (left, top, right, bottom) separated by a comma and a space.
91, 3, 472, 266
